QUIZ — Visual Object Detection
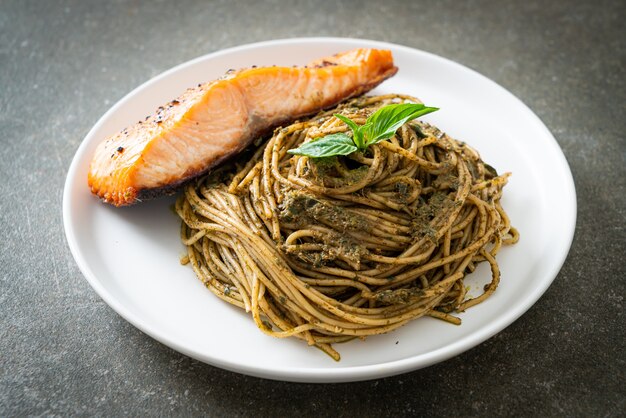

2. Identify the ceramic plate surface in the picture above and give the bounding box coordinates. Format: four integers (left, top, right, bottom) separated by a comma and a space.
63, 38, 576, 383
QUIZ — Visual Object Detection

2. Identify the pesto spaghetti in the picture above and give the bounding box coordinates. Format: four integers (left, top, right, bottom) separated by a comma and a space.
175, 94, 518, 360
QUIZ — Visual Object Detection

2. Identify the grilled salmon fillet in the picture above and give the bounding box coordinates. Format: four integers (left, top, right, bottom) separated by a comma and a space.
88, 48, 398, 206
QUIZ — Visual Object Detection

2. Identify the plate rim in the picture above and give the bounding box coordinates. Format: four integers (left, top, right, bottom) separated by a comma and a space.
63, 37, 577, 383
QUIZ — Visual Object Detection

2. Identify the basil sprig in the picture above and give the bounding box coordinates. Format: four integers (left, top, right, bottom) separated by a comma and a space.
287, 103, 438, 158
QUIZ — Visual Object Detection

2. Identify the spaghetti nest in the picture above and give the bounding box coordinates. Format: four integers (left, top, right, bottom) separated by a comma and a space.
175, 94, 519, 360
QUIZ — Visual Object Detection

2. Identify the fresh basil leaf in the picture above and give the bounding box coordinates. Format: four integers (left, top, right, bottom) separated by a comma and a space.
334, 113, 360, 132
354, 122, 372, 150
286, 102, 439, 158
365, 103, 439, 146
335, 114, 367, 150
287, 133, 357, 158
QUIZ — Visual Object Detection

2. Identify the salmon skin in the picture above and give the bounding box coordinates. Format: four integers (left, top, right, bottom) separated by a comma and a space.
88, 48, 398, 206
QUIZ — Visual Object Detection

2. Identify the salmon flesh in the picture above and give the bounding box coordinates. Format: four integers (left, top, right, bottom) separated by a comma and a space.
88, 48, 398, 206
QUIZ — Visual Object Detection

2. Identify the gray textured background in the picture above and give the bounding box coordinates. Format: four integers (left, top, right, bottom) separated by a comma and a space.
1, 0, 625, 416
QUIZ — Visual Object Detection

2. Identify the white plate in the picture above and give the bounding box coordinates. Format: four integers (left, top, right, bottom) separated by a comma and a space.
63, 38, 576, 383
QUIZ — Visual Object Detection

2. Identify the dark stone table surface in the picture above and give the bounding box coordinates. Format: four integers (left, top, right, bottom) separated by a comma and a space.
1, 0, 624, 416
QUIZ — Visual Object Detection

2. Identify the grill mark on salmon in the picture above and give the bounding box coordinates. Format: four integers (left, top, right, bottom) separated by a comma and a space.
88, 48, 398, 206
